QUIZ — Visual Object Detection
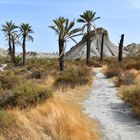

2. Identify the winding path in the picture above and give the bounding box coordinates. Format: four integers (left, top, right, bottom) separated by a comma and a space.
83, 68, 140, 140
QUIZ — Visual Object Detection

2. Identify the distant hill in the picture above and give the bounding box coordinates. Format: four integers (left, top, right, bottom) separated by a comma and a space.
124, 43, 140, 57
65, 28, 128, 59
25, 51, 58, 59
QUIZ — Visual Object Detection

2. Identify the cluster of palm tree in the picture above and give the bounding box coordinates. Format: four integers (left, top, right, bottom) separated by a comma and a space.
1, 21, 34, 66
1, 10, 124, 71
50, 10, 100, 71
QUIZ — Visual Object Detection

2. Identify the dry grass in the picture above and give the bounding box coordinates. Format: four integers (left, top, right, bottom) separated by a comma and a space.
0, 58, 100, 140
119, 85, 140, 117
113, 69, 138, 87
102, 65, 122, 78
0, 97, 99, 140
102, 56, 140, 117
54, 67, 92, 90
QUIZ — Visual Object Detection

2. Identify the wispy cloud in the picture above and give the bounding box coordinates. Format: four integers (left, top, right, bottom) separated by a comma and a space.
128, 0, 140, 9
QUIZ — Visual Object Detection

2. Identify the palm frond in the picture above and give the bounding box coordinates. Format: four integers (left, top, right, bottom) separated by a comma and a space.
49, 25, 59, 34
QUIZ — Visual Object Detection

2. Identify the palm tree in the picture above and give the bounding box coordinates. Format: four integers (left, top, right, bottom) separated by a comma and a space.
19, 23, 34, 66
49, 17, 81, 71
77, 10, 100, 64
11, 32, 20, 63
1, 21, 18, 63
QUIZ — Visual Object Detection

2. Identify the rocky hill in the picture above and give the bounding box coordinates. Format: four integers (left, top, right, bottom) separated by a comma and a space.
65, 28, 128, 59
124, 43, 140, 57
0, 47, 8, 57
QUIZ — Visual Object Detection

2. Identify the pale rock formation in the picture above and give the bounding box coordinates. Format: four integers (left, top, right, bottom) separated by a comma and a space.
65, 28, 128, 59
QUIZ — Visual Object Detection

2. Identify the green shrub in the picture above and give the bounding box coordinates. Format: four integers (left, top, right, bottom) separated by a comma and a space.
0, 72, 21, 90
31, 69, 47, 79
54, 67, 91, 89
0, 81, 53, 108
0, 110, 14, 125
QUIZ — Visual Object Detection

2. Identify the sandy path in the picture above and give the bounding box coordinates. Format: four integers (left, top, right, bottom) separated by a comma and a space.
83, 68, 140, 140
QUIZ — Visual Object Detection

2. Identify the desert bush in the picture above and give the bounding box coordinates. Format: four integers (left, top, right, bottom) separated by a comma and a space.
113, 69, 138, 87
103, 66, 122, 78
54, 67, 92, 89
0, 110, 14, 125
31, 69, 47, 79
0, 81, 53, 108
0, 71, 21, 90
119, 85, 140, 117
124, 61, 140, 70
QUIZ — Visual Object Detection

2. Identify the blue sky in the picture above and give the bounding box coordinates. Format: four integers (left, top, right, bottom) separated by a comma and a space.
0, 0, 140, 53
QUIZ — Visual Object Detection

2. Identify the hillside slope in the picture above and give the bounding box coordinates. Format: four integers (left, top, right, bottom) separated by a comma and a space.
65, 28, 128, 59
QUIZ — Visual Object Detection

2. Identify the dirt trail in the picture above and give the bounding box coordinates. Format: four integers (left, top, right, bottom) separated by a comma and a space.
83, 68, 140, 140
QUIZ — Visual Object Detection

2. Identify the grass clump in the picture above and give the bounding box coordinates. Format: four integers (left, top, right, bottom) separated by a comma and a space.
119, 85, 140, 117
0, 71, 21, 90
113, 69, 138, 87
54, 67, 92, 89
103, 66, 122, 78
0, 81, 53, 108
0, 110, 14, 125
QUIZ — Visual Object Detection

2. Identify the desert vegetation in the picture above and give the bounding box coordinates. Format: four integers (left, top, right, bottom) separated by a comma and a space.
0, 57, 100, 140
103, 56, 140, 117
0, 5, 139, 139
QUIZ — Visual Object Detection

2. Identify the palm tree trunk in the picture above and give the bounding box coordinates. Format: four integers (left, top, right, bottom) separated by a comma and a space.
100, 33, 105, 61
59, 38, 64, 71
12, 39, 16, 64
118, 34, 124, 63
8, 35, 13, 63
86, 30, 91, 65
22, 36, 26, 66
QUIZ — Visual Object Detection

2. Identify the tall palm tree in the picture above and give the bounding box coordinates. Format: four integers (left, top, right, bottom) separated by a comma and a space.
49, 17, 81, 71
11, 32, 20, 63
1, 21, 18, 63
19, 23, 34, 66
77, 10, 100, 64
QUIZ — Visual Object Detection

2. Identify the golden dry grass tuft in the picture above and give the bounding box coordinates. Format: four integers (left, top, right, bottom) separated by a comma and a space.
0, 97, 99, 140
119, 84, 140, 117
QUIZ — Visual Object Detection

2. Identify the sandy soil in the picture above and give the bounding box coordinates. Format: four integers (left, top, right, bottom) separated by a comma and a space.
83, 68, 140, 140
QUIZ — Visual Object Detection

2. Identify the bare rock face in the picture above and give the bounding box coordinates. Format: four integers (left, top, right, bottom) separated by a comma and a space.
65, 28, 127, 59
0, 47, 7, 57
124, 43, 140, 57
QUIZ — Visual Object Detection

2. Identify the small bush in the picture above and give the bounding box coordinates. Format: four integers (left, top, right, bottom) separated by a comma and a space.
0, 81, 53, 108
31, 69, 47, 79
125, 61, 140, 70
120, 85, 140, 117
103, 66, 122, 78
54, 67, 91, 89
0, 72, 21, 90
113, 69, 138, 87
0, 110, 14, 125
